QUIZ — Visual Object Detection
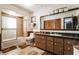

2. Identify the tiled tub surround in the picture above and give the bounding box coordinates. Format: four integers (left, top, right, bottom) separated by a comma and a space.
35, 31, 79, 55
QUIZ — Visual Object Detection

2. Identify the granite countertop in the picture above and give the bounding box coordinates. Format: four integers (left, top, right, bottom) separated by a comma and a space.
35, 33, 79, 39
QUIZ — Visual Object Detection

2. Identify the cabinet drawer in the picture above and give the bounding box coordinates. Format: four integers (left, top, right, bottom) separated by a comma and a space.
35, 35, 39, 38
35, 35, 44, 39
35, 38, 39, 42
53, 46, 63, 55
47, 40, 53, 45
54, 42, 63, 46
39, 36, 45, 39
47, 36, 53, 42
64, 45, 73, 55
54, 38, 63, 43
64, 39, 76, 45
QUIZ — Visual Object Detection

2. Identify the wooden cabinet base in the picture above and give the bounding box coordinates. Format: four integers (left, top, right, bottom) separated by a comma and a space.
35, 34, 79, 55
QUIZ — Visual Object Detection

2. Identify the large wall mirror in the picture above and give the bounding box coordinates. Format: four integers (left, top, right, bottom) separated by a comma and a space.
40, 8, 79, 30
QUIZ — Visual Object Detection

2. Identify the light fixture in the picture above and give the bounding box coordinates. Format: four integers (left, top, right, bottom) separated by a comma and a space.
8, 10, 22, 16
9, 10, 16, 15
2, 9, 22, 16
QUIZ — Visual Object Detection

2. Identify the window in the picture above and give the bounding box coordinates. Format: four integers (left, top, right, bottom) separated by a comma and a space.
2, 16, 16, 28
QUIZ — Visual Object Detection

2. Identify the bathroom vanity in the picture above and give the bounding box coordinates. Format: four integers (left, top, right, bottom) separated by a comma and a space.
35, 31, 79, 55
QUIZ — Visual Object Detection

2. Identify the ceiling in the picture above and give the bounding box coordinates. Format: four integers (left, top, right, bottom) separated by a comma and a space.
16, 4, 79, 12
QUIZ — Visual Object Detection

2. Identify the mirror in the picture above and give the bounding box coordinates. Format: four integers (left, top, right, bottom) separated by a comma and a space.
40, 8, 79, 30
63, 16, 78, 30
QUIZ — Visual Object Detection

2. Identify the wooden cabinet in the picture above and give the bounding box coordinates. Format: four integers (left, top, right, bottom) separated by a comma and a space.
35, 34, 79, 55
44, 19, 61, 29
46, 36, 53, 52
53, 46, 63, 55
35, 35, 46, 50
53, 37, 63, 55
64, 45, 73, 55
35, 35, 40, 47
64, 39, 78, 55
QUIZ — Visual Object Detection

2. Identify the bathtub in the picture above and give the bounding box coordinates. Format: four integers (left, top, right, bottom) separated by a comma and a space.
2, 38, 18, 49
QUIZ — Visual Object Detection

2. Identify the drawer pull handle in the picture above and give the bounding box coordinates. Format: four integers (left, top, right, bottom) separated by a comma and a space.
68, 42, 70, 44
55, 43, 57, 45
68, 47, 70, 50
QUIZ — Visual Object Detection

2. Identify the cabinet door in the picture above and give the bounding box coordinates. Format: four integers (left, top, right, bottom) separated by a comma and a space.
35, 35, 41, 48
53, 46, 63, 55
64, 45, 73, 55
46, 36, 53, 52
39, 36, 46, 50
47, 40, 53, 52
35, 35, 46, 50
54, 38, 63, 46
64, 39, 77, 55
54, 37, 63, 46
53, 37, 64, 55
